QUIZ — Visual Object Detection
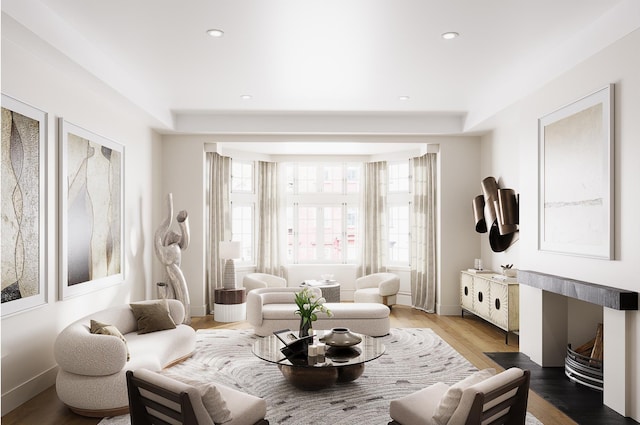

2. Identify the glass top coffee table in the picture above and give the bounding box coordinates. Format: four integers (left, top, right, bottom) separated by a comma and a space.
252, 330, 385, 390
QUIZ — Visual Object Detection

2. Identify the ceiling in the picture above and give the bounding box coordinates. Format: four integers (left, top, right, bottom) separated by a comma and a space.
2, 0, 638, 140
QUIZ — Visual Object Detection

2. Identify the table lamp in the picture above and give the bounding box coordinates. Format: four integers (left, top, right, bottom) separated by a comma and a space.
219, 241, 241, 289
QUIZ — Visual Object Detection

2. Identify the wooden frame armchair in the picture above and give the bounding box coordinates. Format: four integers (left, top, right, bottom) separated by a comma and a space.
389, 368, 531, 425
126, 369, 269, 425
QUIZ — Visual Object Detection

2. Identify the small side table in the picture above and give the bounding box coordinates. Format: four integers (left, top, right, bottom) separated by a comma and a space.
300, 281, 341, 303
214, 288, 246, 322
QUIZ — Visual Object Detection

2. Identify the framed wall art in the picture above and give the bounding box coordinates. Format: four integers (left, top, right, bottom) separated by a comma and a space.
1, 94, 48, 317
538, 84, 614, 259
59, 119, 124, 299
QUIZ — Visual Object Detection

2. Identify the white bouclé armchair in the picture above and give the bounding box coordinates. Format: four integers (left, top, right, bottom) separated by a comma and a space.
242, 273, 287, 293
353, 273, 400, 307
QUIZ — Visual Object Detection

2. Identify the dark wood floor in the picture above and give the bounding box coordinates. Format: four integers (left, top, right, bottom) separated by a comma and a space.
486, 352, 639, 425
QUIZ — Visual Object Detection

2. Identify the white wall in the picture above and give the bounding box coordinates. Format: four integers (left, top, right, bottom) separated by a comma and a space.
438, 137, 483, 315
1, 17, 159, 414
154, 136, 212, 316
478, 28, 640, 420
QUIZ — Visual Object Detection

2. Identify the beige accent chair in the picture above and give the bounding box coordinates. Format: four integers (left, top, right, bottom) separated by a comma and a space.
243, 273, 287, 293
353, 273, 400, 307
127, 369, 269, 425
388, 367, 530, 425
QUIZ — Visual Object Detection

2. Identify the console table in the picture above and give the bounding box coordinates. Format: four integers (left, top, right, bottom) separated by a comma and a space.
460, 270, 519, 344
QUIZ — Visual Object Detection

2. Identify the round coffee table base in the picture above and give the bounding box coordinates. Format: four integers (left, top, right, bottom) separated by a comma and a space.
278, 364, 365, 390
337, 363, 364, 382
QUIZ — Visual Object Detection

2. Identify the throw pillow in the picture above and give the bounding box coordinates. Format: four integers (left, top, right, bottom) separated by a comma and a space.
432, 368, 496, 425
130, 300, 176, 334
164, 373, 233, 424
90, 320, 130, 361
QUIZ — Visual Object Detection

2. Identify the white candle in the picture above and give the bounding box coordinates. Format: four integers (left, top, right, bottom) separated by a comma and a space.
308, 344, 318, 357
316, 342, 326, 355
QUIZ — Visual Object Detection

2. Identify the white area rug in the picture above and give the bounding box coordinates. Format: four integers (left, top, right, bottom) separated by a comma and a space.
100, 328, 542, 425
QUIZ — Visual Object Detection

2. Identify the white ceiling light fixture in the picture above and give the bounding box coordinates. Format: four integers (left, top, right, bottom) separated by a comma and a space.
240, 94, 253, 100
441, 31, 459, 40
399, 96, 410, 101
206, 28, 225, 38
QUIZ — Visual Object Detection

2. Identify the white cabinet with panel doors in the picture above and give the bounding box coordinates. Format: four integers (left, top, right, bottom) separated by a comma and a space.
460, 270, 519, 344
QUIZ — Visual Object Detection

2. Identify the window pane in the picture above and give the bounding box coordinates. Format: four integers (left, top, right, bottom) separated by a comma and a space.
297, 206, 317, 261
298, 165, 317, 193
322, 165, 343, 193
286, 206, 294, 262
323, 206, 343, 261
232, 161, 253, 192
284, 164, 294, 193
231, 204, 253, 262
389, 205, 410, 263
346, 207, 359, 262
389, 162, 409, 193
346, 163, 361, 193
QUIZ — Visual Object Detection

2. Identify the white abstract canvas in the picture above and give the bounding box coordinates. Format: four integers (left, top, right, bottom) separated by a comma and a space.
538, 85, 613, 259
59, 119, 124, 299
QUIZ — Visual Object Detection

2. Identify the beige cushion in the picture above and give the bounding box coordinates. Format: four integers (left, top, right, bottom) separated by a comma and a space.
389, 382, 449, 425
217, 383, 268, 425
130, 300, 176, 334
164, 373, 232, 424
90, 320, 130, 361
432, 368, 495, 425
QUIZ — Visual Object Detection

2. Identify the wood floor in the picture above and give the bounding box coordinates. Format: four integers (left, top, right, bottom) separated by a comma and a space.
2, 306, 577, 425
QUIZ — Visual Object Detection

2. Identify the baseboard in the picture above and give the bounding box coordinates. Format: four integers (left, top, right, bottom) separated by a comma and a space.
190, 303, 208, 317
1, 365, 58, 416
397, 293, 412, 306
437, 303, 462, 316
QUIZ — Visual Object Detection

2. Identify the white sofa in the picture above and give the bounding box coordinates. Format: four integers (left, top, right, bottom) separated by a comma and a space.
247, 287, 390, 337
54, 299, 196, 417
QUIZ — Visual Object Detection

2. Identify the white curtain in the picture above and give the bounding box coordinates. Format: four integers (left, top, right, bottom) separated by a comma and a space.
360, 161, 388, 275
205, 152, 231, 313
256, 161, 281, 275
410, 153, 437, 312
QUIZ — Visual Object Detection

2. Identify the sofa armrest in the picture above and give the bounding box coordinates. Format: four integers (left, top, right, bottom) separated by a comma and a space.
379, 277, 400, 297
54, 323, 128, 376
246, 290, 264, 327
166, 299, 186, 325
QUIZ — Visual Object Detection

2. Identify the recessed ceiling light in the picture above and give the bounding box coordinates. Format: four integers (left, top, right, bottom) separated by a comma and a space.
441, 32, 459, 40
206, 29, 225, 38
240, 94, 253, 100
398, 96, 410, 101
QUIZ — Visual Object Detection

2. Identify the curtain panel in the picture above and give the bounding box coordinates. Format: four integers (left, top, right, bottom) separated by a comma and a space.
256, 161, 282, 275
360, 161, 388, 276
205, 152, 231, 313
410, 153, 437, 312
